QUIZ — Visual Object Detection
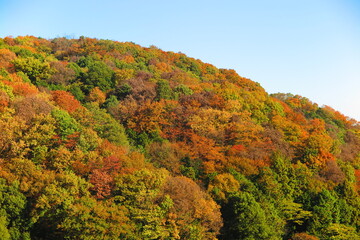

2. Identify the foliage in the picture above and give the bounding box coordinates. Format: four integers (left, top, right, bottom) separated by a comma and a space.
0, 36, 359, 239
12, 56, 52, 84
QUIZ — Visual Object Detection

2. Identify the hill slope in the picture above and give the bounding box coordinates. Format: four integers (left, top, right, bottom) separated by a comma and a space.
0, 36, 360, 239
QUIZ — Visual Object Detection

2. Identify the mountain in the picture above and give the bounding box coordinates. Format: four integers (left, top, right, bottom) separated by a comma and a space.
0, 35, 360, 239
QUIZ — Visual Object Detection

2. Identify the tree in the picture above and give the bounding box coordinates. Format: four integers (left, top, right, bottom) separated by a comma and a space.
156, 79, 173, 100
163, 176, 223, 239
87, 87, 106, 105
208, 173, 240, 202
13, 95, 53, 122
0, 90, 9, 112
0, 110, 27, 159
298, 119, 335, 169
51, 90, 82, 113
85, 103, 129, 146
308, 190, 340, 236
113, 83, 132, 100
89, 169, 113, 199
0, 178, 29, 239
13, 57, 52, 84
48, 61, 76, 85
0, 48, 16, 70
188, 108, 232, 143
181, 133, 225, 174
323, 223, 360, 240
174, 84, 193, 97
28, 172, 90, 239
221, 192, 277, 240
114, 68, 135, 83
114, 169, 173, 239
147, 141, 184, 174
79, 58, 115, 92
21, 113, 56, 163
51, 108, 80, 139
59, 197, 133, 239
9, 81, 38, 97
126, 99, 165, 135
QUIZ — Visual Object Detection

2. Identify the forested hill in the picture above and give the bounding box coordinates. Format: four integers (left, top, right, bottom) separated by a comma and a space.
1, 36, 360, 240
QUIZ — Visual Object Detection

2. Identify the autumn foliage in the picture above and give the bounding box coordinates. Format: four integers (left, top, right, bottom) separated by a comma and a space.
0, 36, 359, 239
51, 90, 81, 112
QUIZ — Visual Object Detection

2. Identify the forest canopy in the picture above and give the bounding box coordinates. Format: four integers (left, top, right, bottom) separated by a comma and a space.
0, 35, 360, 239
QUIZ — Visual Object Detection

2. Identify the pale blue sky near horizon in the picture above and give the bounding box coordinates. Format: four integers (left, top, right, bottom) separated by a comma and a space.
1, 0, 360, 120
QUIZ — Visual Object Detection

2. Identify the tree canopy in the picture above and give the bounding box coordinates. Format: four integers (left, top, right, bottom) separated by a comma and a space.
0, 35, 359, 239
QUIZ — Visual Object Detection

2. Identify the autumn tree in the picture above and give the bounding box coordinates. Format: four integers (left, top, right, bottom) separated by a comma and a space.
298, 119, 335, 169
13, 95, 52, 122
114, 169, 173, 239
163, 176, 223, 239
0, 48, 16, 70
12, 56, 52, 84
47, 61, 76, 85
51, 90, 82, 113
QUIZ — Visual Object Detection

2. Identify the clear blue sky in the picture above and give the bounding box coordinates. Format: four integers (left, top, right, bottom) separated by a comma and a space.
1, 0, 360, 120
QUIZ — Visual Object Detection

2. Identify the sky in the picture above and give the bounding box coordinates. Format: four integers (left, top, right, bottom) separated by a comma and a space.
1, 0, 360, 120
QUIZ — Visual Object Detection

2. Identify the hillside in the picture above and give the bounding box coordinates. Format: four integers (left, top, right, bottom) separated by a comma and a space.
0, 35, 360, 239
